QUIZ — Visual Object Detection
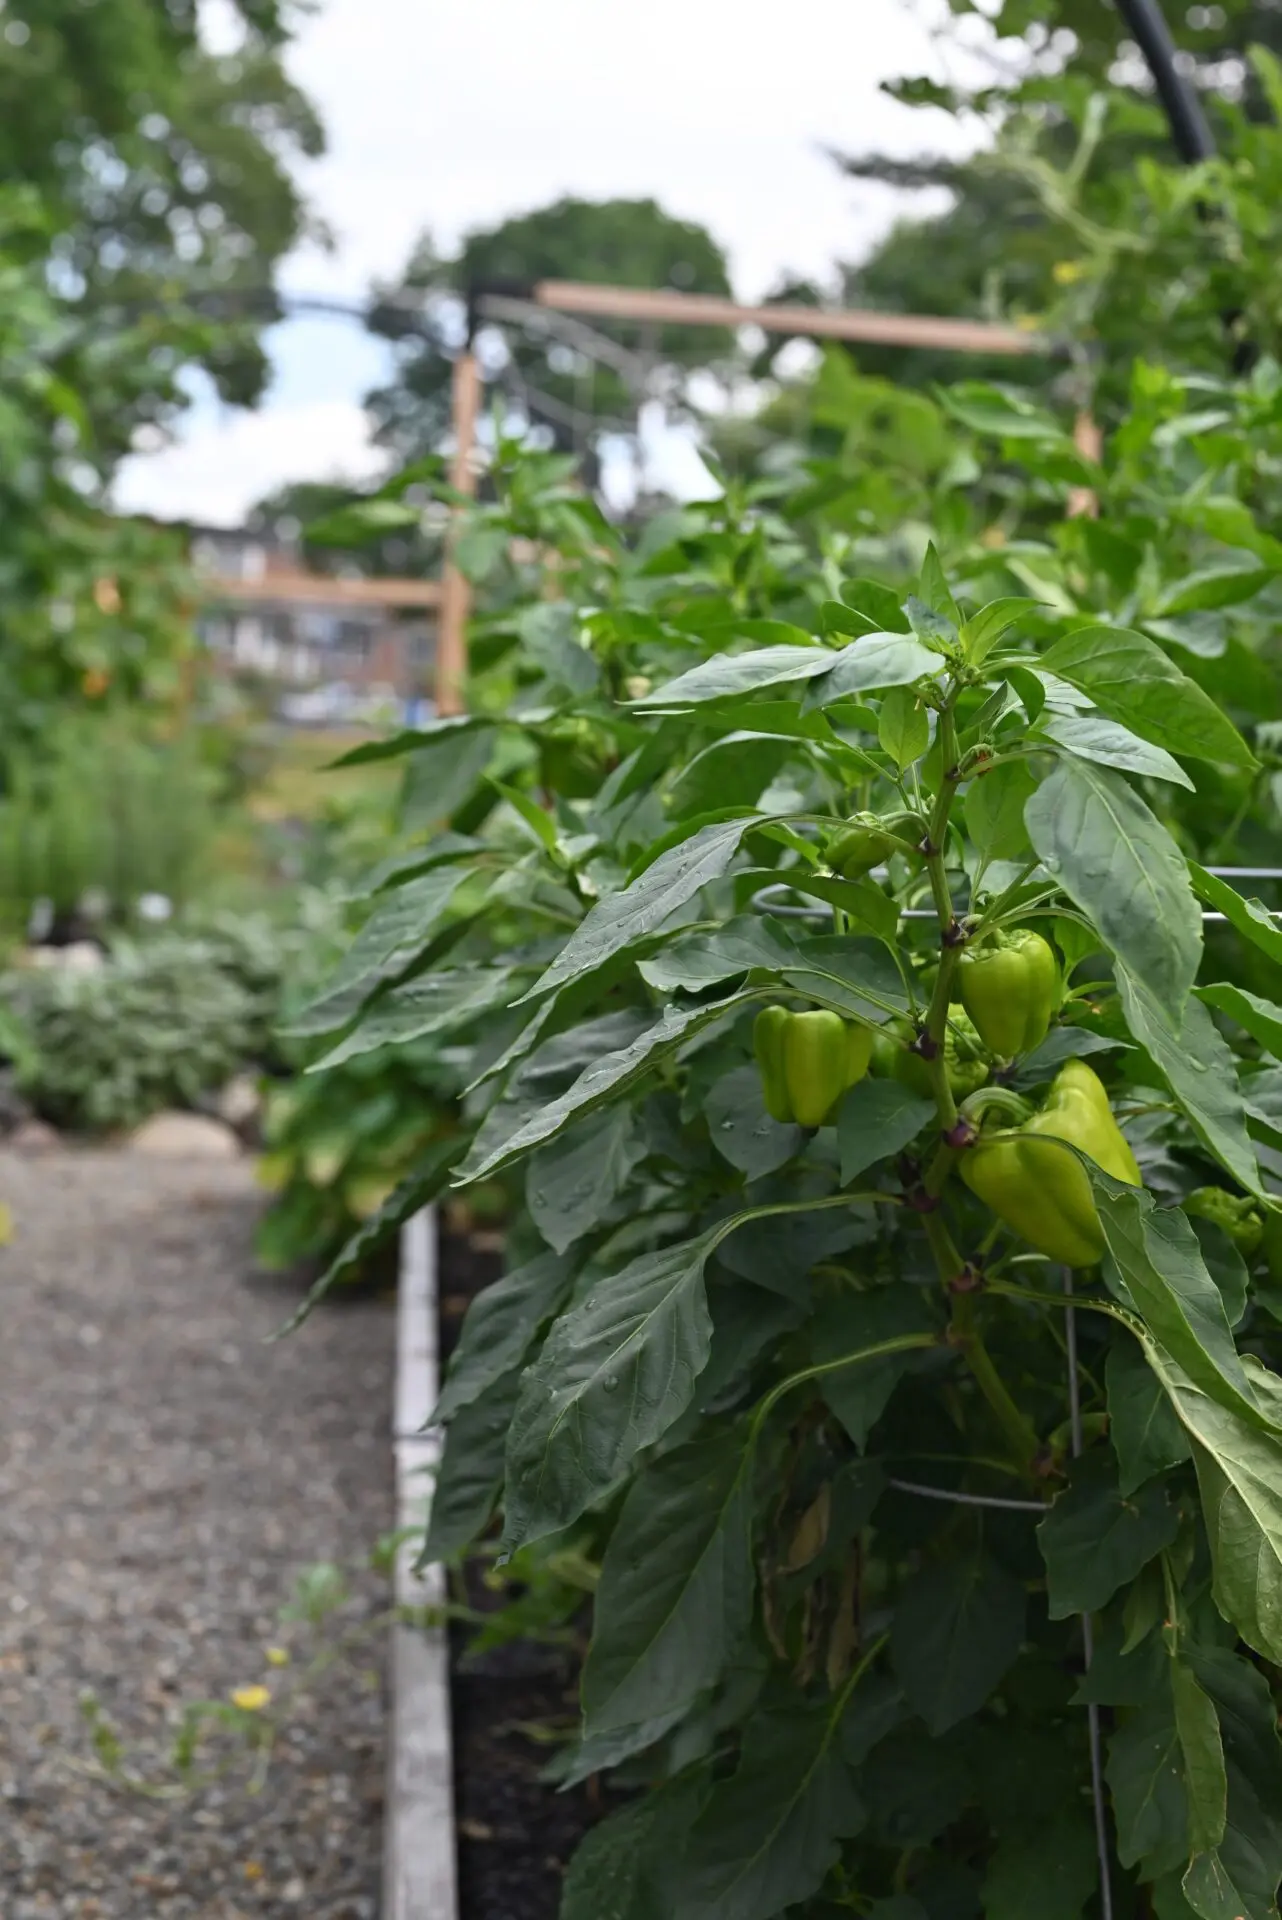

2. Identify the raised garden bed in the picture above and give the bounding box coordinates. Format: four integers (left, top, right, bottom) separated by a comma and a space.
389, 1213, 599, 1920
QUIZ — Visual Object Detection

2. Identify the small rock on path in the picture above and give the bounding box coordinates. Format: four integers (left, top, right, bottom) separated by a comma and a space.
0, 1150, 394, 1918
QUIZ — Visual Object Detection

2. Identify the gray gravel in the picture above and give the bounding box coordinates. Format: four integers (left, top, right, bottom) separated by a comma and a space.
0, 1150, 395, 1918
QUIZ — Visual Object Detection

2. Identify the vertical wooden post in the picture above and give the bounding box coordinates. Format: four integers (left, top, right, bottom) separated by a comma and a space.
435, 349, 480, 716
1067, 409, 1102, 520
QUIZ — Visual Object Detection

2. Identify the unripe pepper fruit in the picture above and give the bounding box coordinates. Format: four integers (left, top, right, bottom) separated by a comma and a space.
826, 812, 922, 880
960, 1060, 1140, 1267
753, 1007, 873, 1128
957, 927, 1060, 1058
871, 1013, 989, 1099
1184, 1186, 1264, 1256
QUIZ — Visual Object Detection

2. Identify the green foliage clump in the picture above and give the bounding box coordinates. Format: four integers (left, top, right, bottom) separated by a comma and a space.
4, 935, 259, 1132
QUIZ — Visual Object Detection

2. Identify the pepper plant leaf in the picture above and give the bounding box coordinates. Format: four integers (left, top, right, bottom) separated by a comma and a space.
1115, 967, 1261, 1194
432, 1249, 574, 1426
460, 993, 748, 1182
673, 1698, 865, 1920
890, 1556, 1026, 1734
1040, 710, 1195, 788
1197, 982, 1282, 1062
502, 1229, 720, 1549
1090, 1175, 1266, 1429
421, 1367, 521, 1561
1037, 1454, 1180, 1617
1025, 757, 1202, 1010
581, 1428, 755, 1735
518, 817, 756, 1004
1039, 626, 1257, 769
1189, 865, 1282, 970
628, 644, 836, 709
527, 1103, 646, 1252
1107, 1335, 1191, 1496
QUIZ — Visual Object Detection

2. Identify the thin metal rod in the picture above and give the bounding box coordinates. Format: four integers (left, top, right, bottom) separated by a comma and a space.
886, 1477, 1047, 1514
1115, 0, 1216, 163
1064, 1267, 1114, 1920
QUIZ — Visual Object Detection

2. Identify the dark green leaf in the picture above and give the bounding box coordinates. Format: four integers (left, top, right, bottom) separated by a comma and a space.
669, 734, 792, 818
422, 1368, 521, 1560
1107, 1701, 1188, 1875
863, 1725, 970, 1848
1107, 1335, 1191, 1496
699, 1282, 805, 1412
332, 714, 491, 768
1037, 1455, 1179, 1617
963, 596, 1043, 666
814, 1286, 938, 1451
918, 541, 961, 625
503, 1230, 719, 1548
982, 1812, 1098, 1920
312, 968, 516, 1070
878, 685, 931, 768
401, 726, 496, 828
1009, 1027, 1125, 1089
840, 577, 910, 633
582, 1430, 754, 1734
1025, 758, 1201, 1010
346, 832, 484, 900
528, 1106, 645, 1253
807, 635, 943, 706
1142, 1346, 1282, 1664
784, 933, 910, 1023
1183, 1645, 1282, 1920
1040, 626, 1256, 770
837, 1081, 934, 1185
1091, 1176, 1265, 1429
638, 915, 799, 993
1189, 866, 1282, 970
559, 1797, 658, 1920
1190, 1220, 1249, 1331
1117, 968, 1261, 1195
705, 1065, 804, 1178
631, 645, 834, 709
890, 1557, 1026, 1734
1156, 565, 1275, 616
1041, 711, 1194, 789
1198, 983, 1282, 1062
520, 819, 754, 1005
433, 1251, 573, 1426
1171, 1660, 1227, 1859
461, 994, 746, 1182
290, 868, 472, 1035
1006, 663, 1047, 723
965, 759, 1036, 861
674, 1699, 863, 1920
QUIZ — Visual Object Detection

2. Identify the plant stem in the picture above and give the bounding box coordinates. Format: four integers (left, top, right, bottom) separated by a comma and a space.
919, 687, 1039, 1475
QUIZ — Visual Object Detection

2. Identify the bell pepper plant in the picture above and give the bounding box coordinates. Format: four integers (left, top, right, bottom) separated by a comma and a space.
287, 381, 1282, 1920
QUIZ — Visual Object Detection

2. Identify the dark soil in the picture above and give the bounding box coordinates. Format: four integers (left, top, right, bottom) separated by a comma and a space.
438, 1220, 600, 1920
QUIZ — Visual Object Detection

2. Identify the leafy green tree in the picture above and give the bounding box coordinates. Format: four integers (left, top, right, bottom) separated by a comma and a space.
1, 0, 322, 429
366, 196, 733, 463
831, 0, 1282, 391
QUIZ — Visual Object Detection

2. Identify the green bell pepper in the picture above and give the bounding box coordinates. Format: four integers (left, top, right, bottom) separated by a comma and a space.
826, 812, 922, 880
960, 1060, 1141, 1267
957, 927, 1060, 1059
753, 1006, 874, 1128
871, 1012, 989, 1101
1184, 1186, 1264, 1257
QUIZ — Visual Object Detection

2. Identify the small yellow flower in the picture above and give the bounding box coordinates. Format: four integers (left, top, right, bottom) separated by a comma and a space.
243, 1861, 265, 1881
265, 1646, 290, 1668
231, 1684, 272, 1712
1053, 260, 1085, 286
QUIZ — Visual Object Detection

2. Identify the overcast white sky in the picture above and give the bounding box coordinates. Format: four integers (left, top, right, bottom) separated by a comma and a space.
114, 0, 978, 525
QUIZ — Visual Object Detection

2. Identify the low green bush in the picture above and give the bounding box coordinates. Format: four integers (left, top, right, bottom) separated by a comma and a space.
3, 935, 259, 1132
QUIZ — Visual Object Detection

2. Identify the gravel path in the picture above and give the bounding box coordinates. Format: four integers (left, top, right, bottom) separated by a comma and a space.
0, 1150, 395, 1919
